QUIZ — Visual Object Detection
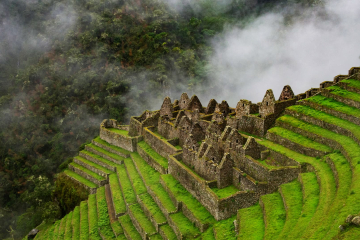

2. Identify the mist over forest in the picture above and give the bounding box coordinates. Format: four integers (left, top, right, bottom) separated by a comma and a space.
0, 0, 356, 239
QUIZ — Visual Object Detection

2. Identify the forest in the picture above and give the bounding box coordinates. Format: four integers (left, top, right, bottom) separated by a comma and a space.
0, 0, 321, 239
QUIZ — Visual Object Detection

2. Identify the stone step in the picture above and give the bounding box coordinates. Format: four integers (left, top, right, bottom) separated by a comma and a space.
109, 173, 126, 217
96, 186, 116, 239
80, 201, 89, 240
86, 143, 125, 165
267, 127, 332, 158
260, 192, 286, 240
63, 169, 97, 194
237, 203, 264, 240
119, 214, 143, 240
74, 156, 113, 179
128, 203, 158, 239
79, 150, 119, 172
93, 136, 131, 158
72, 206, 80, 240
69, 162, 107, 186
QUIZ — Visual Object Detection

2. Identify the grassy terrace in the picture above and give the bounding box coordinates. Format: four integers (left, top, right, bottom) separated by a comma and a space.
123, 158, 147, 195
80, 201, 89, 240
81, 150, 121, 169
210, 185, 239, 199
70, 162, 105, 181
52, 220, 61, 239
109, 173, 126, 215
139, 193, 166, 224
96, 187, 115, 239
261, 192, 286, 240
87, 143, 125, 162
327, 85, 360, 102
111, 221, 124, 236
64, 211, 73, 239
287, 172, 319, 239
258, 140, 336, 237
64, 169, 98, 189
131, 152, 177, 212
72, 206, 80, 240
93, 136, 131, 155
170, 212, 200, 239
119, 214, 142, 240
117, 164, 137, 204
277, 181, 303, 239
74, 156, 114, 175
238, 203, 264, 240
88, 194, 102, 240
201, 227, 215, 240
129, 203, 157, 235
213, 216, 237, 240
57, 213, 68, 239
268, 127, 333, 152
310, 153, 352, 239
106, 128, 129, 136
152, 131, 167, 140
137, 141, 168, 169
161, 174, 216, 225
341, 79, 360, 88
303, 94, 360, 118
159, 225, 177, 240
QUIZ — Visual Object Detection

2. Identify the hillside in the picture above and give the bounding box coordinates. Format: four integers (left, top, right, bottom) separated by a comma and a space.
30, 67, 360, 239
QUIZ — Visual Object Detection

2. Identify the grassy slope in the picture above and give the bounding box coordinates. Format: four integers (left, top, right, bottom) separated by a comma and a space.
237, 204, 264, 240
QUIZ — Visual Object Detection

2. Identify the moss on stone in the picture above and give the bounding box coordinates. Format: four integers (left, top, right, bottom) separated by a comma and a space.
210, 185, 239, 199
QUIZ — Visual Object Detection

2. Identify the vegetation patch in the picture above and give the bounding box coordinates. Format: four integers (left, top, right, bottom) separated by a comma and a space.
327, 85, 360, 102
88, 194, 102, 240
124, 158, 147, 195
201, 227, 215, 240
118, 214, 142, 240
109, 173, 126, 214
159, 224, 177, 240
129, 203, 157, 234
161, 174, 215, 224
64, 211, 73, 239
170, 212, 200, 238
117, 165, 137, 204
210, 185, 239, 199
213, 215, 237, 240
81, 150, 119, 168
72, 206, 80, 240
63, 169, 97, 188
268, 127, 332, 152
87, 143, 125, 162
80, 201, 89, 240
111, 221, 124, 236
238, 203, 264, 240
70, 162, 105, 181
139, 193, 166, 224
341, 79, 360, 89
75, 156, 114, 175
106, 128, 129, 136
94, 136, 131, 155
138, 141, 168, 169
96, 187, 116, 239
57, 213, 68, 239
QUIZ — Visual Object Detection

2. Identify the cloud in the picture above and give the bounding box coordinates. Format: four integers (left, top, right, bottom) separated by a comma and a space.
201, 0, 360, 106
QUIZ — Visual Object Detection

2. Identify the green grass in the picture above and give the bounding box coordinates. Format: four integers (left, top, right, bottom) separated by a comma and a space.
277, 181, 303, 239
74, 156, 114, 175
58, 213, 68, 239
80, 201, 89, 240
258, 139, 336, 239
96, 187, 116, 239
109, 173, 126, 214
118, 214, 142, 240
341, 79, 360, 89
94, 136, 131, 155
129, 203, 157, 235
64, 169, 98, 188
327, 85, 360, 102
88, 194, 102, 240
131, 152, 177, 212
46, 223, 57, 240
210, 185, 239, 199
161, 174, 215, 225
139, 193, 166, 224
117, 164, 136, 204
268, 127, 333, 152
64, 211, 73, 239
310, 153, 352, 239
149, 234, 163, 240
52, 220, 61, 240
287, 105, 360, 141
261, 192, 286, 240
72, 206, 80, 240
70, 162, 105, 181
81, 150, 120, 169
137, 141, 168, 169
200, 227, 215, 240
213, 215, 237, 240
238, 203, 264, 240
304, 94, 360, 118
287, 172, 319, 239
170, 212, 200, 239
152, 131, 167, 139
174, 145, 182, 150
123, 158, 147, 195
111, 221, 124, 236
106, 128, 129, 136
87, 143, 125, 162
159, 224, 177, 240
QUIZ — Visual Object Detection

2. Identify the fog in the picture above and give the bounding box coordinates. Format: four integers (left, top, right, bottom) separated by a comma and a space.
198, 0, 360, 106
